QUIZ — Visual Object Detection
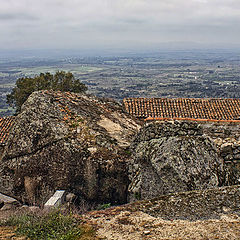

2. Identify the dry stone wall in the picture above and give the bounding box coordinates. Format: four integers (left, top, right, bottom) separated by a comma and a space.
200, 121, 240, 185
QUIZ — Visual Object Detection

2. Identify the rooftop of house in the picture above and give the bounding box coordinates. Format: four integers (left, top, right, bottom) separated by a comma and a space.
123, 98, 240, 122
0, 116, 15, 146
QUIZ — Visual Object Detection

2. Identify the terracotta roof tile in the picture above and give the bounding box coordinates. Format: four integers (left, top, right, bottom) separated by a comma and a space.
123, 98, 240, 121
0, 116, 15, 145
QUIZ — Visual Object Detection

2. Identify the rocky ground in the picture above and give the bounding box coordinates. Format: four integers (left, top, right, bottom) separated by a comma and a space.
1, 185, 240, 239
1, 212, 240, 240
82, 185, 240, 239
1, 208, 240, 240
85, 210, 240, 240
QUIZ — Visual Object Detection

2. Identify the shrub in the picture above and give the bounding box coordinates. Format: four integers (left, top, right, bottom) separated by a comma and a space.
7, 71, 87, 114
96, 203, 111, 210
0, 209, 96, 240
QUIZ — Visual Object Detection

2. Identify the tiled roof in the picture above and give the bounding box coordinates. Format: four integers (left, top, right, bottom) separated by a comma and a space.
123, 98, 240, 121
0, 116, 15, 145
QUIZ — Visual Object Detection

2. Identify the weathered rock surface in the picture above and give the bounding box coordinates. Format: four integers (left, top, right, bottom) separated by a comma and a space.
130, 185, 240, 220
0, 90, 141, 205
86, 185, 240, 221
128, 121, 226, 201
83, 185, 240, 239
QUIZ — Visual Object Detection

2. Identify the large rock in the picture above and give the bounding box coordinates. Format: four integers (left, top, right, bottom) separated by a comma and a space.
128, 121, 226, 202
0, 90, 141, 205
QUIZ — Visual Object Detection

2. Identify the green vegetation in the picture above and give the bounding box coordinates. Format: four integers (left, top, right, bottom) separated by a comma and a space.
96, 203, 111, 210
7, 71, 87, 114
0, 210, 97, 240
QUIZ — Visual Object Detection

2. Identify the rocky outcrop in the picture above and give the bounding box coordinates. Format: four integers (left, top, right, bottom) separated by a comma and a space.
128, 121, 226, 201
86, 185, 240, 221
1, 91, 239, 206
83, 185, 240, 239
129, 185, 240, 221
0, 90, 141, 205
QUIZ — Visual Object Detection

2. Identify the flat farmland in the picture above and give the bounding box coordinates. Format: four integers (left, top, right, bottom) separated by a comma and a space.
0, 50, 240, 116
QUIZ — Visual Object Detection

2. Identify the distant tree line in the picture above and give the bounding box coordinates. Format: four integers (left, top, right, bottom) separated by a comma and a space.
7, 71, 87, 114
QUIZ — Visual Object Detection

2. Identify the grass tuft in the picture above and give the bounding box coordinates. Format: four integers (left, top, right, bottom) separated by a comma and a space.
0, 209, 97, 240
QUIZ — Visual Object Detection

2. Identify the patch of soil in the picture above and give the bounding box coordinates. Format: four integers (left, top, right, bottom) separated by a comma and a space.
0, 226, 26, 240
83, 210, 240, 240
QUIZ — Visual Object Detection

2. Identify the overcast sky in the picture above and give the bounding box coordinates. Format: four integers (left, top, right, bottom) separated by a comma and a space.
0, 0, 240, 50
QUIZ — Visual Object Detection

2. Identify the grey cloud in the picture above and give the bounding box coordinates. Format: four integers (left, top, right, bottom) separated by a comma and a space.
0, 12, 38, 21
0, 0, 240, 50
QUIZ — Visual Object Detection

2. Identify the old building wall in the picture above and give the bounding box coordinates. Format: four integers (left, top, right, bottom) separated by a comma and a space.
201, 121, 240, 142
200, 122, 240, 179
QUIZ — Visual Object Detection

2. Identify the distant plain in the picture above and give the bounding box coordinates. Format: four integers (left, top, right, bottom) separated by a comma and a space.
0, 50, 240, 116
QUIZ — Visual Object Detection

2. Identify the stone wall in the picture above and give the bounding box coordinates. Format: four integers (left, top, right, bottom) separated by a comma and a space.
201, 121, 240, 141
197, 121, 240, 184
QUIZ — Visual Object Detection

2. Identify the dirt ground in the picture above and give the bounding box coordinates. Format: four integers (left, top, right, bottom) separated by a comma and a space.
83, 209, 240, 240
1, 207, 240, 240
0, 210, 26, 240
0, 226, 26, 240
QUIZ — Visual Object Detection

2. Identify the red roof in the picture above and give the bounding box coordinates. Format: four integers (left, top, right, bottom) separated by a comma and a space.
0, 116, 15, 145
123, 98, 240, 121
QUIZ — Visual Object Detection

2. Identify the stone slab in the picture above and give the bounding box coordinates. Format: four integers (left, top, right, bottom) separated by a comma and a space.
44, 190, 66, 207
0, 193, 17, 203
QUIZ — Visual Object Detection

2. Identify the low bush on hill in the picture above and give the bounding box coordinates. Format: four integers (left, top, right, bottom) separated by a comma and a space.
0, 209, 97, 240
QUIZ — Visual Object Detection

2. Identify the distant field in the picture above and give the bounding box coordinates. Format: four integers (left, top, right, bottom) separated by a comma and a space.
0, 84, 15, 88
0, 107, 14, 113
0, 51, 240, 116
12, 65, 103, 77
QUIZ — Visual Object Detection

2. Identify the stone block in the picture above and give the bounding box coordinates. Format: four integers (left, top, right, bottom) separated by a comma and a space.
0, 193, 18, 203
44, 190, 66, 208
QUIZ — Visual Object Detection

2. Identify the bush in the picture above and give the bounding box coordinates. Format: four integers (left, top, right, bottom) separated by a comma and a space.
1, 209, 96, 240
96, 203, 111, 210
7, 71, 87, 114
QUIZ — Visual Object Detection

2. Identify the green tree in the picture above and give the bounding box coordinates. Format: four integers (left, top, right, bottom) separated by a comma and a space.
7, 71, 87, 114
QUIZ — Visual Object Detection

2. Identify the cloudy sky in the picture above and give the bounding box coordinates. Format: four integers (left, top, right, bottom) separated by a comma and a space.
0, 0, 240, 50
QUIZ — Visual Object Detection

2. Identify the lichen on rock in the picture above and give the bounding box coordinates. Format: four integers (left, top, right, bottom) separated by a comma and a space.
0, 90, 141, 205
128, 121, 226, 202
